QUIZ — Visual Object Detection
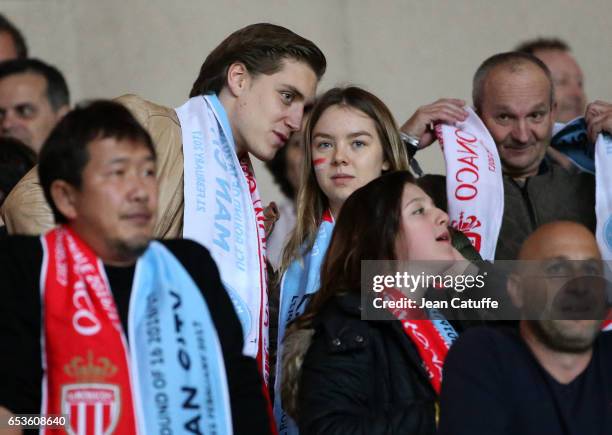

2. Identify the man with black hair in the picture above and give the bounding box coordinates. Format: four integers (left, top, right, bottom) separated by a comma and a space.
0, 100, 271, 434
0, 58, 70, 153
0, 13, 28, 61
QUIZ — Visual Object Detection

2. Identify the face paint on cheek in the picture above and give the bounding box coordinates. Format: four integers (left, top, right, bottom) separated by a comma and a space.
313, 157, 328, 170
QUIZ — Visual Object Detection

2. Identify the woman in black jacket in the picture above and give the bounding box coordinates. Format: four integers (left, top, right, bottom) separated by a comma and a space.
281, 170, 474, 435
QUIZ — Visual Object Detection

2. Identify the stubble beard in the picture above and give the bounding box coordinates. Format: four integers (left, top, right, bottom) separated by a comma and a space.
528, 319, 600, 354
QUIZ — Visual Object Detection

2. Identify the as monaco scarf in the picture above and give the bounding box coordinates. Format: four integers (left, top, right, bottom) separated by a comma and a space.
40, 226, 232, 434
176, 95, 269, 384
383, 288, 457, 394
274, 211, 334, 435
435, 107, 503, 261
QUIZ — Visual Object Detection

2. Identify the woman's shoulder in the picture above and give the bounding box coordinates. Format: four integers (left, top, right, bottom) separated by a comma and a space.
310, 291, 377, 354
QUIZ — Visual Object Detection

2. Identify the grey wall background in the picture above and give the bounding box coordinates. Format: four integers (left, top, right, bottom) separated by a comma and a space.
3, 0, 611, 204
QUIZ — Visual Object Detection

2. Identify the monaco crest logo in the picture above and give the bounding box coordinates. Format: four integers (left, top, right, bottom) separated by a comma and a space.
62, 351, 121, 435
450, 212, 483, 252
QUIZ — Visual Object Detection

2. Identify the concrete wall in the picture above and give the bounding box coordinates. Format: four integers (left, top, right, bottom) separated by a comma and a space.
2, 0, 611, 202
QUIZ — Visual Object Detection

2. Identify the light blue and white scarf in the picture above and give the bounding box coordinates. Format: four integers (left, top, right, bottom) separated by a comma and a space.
176, 95, 269, 374
552, 118, 612, 259
594, 132, 612, 260
274, 213, 334, 435
129, 241, 232, 434
552, 117, 595, 174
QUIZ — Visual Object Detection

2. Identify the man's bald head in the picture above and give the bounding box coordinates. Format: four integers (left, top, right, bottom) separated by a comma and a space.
472, 51, 554, 114
512, 221, 606, 353
518, 221, 601, 262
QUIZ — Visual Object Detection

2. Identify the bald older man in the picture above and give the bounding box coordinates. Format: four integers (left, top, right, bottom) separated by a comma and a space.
438, 221, 612, 435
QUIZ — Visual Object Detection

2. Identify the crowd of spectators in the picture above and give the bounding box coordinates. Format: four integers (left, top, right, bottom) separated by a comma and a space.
0, 12, 611, 435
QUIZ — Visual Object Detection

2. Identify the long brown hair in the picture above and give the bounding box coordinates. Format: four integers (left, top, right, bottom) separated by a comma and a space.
280, 86, 410, 273
291, 170, 415, 330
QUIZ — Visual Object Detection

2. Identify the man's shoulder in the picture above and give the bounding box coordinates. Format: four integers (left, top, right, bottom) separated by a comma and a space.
157, 238, 217, 274
159, 238, 211, 257
115, 94, 180, 128
597, 331, 612, 358
547, 161, 595, 186
0, 235, 43, 301
446, 326, 523, 366
0, 234, 42, 259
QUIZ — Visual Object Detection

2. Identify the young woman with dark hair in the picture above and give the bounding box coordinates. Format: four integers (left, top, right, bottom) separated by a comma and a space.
281, 171, 469, 434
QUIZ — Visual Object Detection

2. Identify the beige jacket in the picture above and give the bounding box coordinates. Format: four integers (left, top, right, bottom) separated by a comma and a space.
1, 95, 184, 238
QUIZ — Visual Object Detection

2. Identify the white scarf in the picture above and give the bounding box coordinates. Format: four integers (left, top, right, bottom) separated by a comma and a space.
436, 107, 504, 261
595, 133, 612, 260
175, 95, 269, 382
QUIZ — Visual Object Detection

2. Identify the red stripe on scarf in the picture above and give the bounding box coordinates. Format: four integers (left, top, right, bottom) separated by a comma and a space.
42, 226, 137, 434
240, 157, 278, 434
383, 288, 450, 394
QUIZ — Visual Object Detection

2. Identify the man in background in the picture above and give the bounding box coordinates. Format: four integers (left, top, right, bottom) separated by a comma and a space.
0, 58, 70, 153
516, 37, 585, 123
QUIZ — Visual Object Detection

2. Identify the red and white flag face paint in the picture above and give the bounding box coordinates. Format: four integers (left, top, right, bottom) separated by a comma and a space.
313, 157, 328, 169
436, 107, 504, 261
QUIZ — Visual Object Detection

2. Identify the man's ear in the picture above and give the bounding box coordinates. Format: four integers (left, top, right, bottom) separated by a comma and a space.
507, 274, 524, 309
50, 179, 79, 221
225, 62, 251, 97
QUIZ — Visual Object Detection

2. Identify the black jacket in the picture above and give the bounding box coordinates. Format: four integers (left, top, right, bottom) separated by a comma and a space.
0, 236, 272, 435
418, 160, 595, 260
290, 292, 438, 435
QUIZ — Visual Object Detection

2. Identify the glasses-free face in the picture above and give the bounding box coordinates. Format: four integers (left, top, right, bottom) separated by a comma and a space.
534, 49, 586, 123
311, 104, 389, 217
394, 184, 457, 262
0, 72, 67, 153
230, 59, 318, 162
479, 64, 556, 180
512, 226, 606, 352
54, 137, 158, 265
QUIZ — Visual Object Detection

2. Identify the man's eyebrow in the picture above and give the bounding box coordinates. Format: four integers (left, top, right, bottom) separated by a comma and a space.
529, 103, 548, 111
282, 84, 304, 101
491, 104, 513, 113
15, 103, 35, 110
106, 155, 156, 165
491, 103, 549, 113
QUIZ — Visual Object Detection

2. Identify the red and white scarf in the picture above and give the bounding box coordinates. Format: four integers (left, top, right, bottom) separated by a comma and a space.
40, 226, 235, 434
40, 226, 138, 434
436, 107, 504, 261
383, 288, 456, 394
